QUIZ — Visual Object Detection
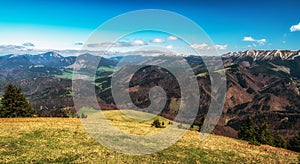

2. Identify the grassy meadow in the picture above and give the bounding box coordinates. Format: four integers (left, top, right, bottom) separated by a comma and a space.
0, 110, 298, 163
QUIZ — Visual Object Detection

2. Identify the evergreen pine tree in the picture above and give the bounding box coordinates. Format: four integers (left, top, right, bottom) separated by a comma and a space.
0, 84, 35, 117
257, 123, 274, 146
273, 133, 287, 148
239, 116, 287, 148
238, 116, 258, 144
288, 131, 300, 152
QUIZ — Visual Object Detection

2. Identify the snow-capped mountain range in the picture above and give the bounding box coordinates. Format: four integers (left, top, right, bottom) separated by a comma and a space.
223, 49, 300, 60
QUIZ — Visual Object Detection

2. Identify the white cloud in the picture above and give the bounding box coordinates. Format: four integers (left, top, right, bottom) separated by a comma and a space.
0, 44, 42, 55
256, 39, 266, 45
167, 36, 178, 40
0, 43, 170, 57
130, 40, 147, 46
22, 42, 35, 47
87, 42, 128, 48
190, 43, 228, 50
0, 44, 117, 56
190, 43, 208, 50
243, 36, 266, 45
74, 42, 83, 46
243, 36, 255, 42
290, 22, 300, 32
0, 44, 24, 51
0, 44, 36, 55
214, 45, 228, 50
166, 45, 173, 49
151, 38, 165, 43
87, 40, 147, 48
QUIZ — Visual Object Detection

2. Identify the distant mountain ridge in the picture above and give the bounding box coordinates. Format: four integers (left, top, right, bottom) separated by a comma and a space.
0, 51, 76, 69
2, 49, 300, 65
223, 49, 300, 60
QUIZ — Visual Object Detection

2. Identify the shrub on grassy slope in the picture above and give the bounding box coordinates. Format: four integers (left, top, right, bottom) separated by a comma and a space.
152, 118, 162, 128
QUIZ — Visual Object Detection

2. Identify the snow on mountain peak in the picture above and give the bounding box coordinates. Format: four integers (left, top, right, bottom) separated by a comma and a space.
223, 50, 300, 60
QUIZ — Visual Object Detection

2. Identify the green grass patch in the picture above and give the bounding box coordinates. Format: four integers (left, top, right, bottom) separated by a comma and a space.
97, 66, 115, 72
0, 111, 298, 163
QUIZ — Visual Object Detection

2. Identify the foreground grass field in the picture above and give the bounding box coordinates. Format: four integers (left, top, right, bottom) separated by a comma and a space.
0, 110, 298, 163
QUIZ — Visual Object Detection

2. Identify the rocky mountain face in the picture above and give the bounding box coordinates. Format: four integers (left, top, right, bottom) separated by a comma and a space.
220, 50, 300, 139
0, 50, 299, 139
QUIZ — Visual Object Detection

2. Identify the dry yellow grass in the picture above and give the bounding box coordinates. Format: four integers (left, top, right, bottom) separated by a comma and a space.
0, 110, 298, 163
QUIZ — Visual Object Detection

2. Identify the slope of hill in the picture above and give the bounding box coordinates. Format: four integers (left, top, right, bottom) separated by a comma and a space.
0, 110, 298, 163
221, 50, 300, 139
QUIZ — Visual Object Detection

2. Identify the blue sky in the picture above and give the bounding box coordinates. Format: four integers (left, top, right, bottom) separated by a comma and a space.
0, 0, 299, 55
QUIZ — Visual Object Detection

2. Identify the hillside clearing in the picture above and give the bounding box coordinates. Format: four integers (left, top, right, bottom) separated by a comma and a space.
0, 110, 298, 163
